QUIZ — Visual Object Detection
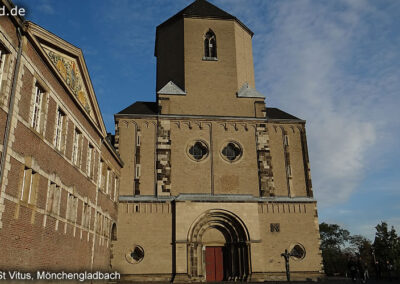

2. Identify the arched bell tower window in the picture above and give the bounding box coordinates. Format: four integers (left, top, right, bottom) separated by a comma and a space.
204, 30, 217, 60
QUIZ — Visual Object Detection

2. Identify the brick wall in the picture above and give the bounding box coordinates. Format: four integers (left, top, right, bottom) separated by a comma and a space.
0, 10, 121, 272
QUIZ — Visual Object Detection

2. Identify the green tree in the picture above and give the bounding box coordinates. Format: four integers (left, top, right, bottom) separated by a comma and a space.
349, 235, 372, 258
349, 235, 373, 274
373, 222, 400, 278
319, 222, 351, 276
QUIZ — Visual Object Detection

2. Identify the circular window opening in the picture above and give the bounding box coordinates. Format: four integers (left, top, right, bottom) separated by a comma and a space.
125, 245, 145, 264
187, 141, 209, 161
290, 244, 306, 260
221, 142, 242, 162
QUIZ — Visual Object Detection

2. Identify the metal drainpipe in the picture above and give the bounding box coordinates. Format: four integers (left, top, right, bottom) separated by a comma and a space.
0, 26, 23, 188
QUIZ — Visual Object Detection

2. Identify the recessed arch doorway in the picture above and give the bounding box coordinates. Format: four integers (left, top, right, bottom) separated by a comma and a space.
187, 209, 251, 282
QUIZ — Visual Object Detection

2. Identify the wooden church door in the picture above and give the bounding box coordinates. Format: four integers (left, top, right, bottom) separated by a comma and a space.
206, 247, 224, 282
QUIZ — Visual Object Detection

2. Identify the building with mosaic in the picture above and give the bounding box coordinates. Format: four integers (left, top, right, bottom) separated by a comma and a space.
0, 0, 122, 271
112, 0, 323, 282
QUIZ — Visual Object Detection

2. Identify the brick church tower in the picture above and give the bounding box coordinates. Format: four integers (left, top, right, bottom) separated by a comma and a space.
112, 0, 323, 281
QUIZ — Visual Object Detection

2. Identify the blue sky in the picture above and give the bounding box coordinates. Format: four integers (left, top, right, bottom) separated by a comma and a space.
15, 0, 400, 240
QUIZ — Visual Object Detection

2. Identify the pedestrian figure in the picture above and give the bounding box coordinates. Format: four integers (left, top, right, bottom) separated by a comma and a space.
348, 257, 357, 282
386, 260, 393, 281
360, 261, 369, 283
375, 260, 381, 280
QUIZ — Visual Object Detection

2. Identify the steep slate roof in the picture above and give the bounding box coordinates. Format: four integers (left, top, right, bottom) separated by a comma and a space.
117, 102, 158, 115
265, 108, 300, 120
155, 0, 254, 56
116, 101, 301, 120
157, 0, 253, 35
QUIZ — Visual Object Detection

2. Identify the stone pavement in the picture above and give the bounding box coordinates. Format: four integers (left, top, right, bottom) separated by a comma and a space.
116, 279, 398, 284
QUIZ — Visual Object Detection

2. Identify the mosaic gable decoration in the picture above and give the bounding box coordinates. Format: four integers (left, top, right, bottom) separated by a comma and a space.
42, 45, 94, 119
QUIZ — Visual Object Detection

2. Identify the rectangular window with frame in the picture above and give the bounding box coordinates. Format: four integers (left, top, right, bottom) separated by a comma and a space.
47, 182, 61, 215
113, 176, 119, 201
82, 203, 91, 229
106, 168, 111, 194
99, 160, 106, 191
72, 128, 82, 166
54, 108, 66, 151
31, 85, 45, 132
96, 212, 102, 234
106, 218, 111, 237
0, 45, 8, 92
20, 167, 38, 204
66, 193, 78, 222
87, 144, 94, 178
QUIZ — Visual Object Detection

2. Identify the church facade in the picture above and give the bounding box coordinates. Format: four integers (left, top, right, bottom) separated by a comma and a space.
112, 0, 323, 282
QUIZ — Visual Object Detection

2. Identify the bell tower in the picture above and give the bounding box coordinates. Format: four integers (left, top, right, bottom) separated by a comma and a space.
155, 0, 266, 117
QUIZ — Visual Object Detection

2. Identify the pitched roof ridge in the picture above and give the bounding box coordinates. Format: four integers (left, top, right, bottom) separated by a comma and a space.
156, 0, 253, 35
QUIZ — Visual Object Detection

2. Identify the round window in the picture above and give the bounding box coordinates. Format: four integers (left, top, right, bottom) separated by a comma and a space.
290, 243, 306, 260
125, 245, 145, 264
221, 142, 242, 162
187, 140, 209, 161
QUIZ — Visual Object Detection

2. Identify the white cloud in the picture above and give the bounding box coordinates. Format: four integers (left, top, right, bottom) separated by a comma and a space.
354, 218, 400, 241
38, 0, 55, 15
220, 0, 400, 207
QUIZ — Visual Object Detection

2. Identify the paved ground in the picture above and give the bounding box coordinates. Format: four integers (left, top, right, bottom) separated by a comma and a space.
116, 278, 399, 284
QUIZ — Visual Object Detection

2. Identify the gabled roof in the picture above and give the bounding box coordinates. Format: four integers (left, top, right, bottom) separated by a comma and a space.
157, 0, 253, 35
265, 108, 300, 120
157, 81, 186, 95
171, 0, 235, 20
237, 82, 265, 98
155, 0, 254, 56
117, 102, 158, 115
116, 101, 301, 120
25, 21, 107, 137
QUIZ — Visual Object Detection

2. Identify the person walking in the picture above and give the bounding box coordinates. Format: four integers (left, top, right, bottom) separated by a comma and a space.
375, 260, 381, 280
348, 257, 358, 282
386, 260, 393, 281
361, 262, 369, 283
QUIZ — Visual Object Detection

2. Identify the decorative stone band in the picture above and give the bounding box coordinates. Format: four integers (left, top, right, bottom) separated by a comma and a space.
119, 194, 317, 203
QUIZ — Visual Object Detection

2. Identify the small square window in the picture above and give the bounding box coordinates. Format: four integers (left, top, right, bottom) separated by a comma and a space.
270, 223, 280, 232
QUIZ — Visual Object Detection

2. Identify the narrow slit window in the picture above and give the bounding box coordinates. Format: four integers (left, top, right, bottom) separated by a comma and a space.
284, 135, 289, 146
287, 165, 292, 177
135, 165, 141, 179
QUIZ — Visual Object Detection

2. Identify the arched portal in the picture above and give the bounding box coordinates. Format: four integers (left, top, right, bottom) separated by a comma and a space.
187, 209, 251, 281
